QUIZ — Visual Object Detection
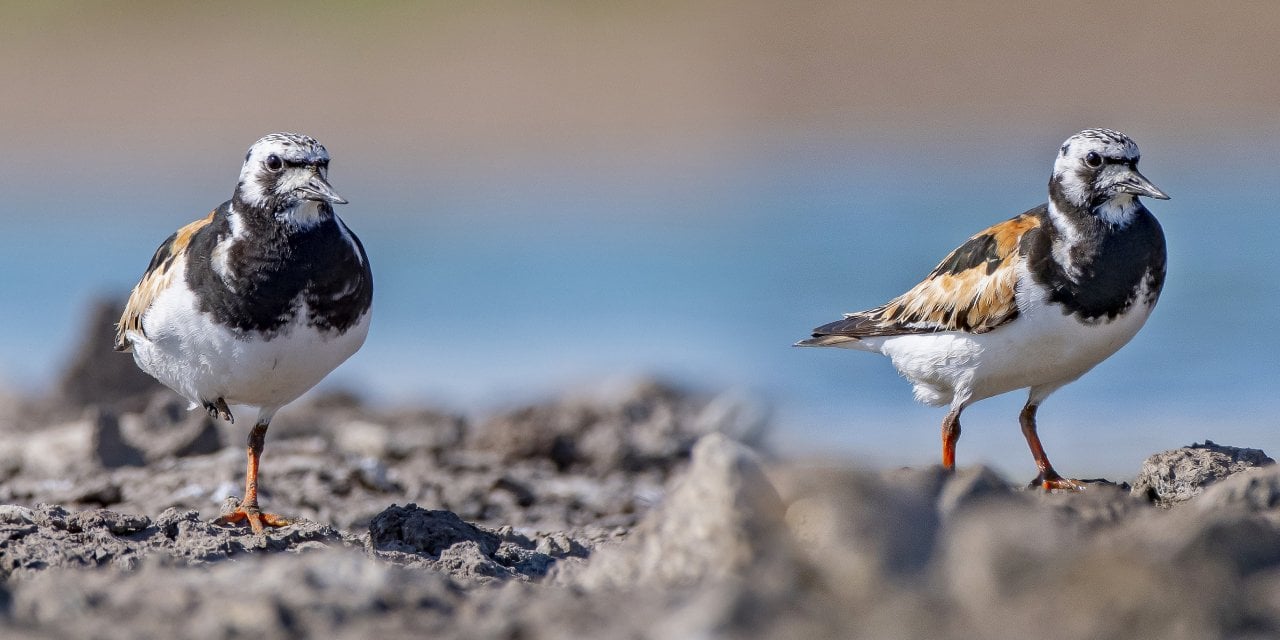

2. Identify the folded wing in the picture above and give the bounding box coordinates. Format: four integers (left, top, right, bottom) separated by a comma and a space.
114, 211, 216, 351
801, 211, 1042, 345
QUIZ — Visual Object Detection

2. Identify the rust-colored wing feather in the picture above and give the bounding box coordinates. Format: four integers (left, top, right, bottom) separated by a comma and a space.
114, 211, 216, 352
803, 212, 1041, 344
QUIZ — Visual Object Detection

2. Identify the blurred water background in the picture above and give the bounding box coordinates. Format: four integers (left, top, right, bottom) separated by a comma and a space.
1, 3, 1276, 479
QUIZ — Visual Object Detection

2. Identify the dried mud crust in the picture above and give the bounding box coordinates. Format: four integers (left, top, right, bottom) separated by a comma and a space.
5, 434, 1280, 640
3, 303, 1279, 638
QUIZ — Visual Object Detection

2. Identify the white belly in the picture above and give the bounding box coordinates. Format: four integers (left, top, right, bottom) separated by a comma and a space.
127, 282, 370, 413
851, 296, 1154, 408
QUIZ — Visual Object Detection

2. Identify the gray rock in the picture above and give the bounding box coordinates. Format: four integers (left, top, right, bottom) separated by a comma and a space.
1132, 441, 1274, 506
434, 540, 509, 581
472, 379, 764, 475
936, 465, 1017, 518
8, 549, 461, 640
572, 433, 785, 589
5, 409, 144, 478
0, 504, 352, 580
55, 297, 165, 413
1036, 480, 1151, 532
940, 501, 1080, 627
0, 504, 35, 524
368, 503, 500, 557
366, 503, 560, 585
1195, 464, 1280, 513
781, 464, 939, 591
333, 420, 395, 459
91, 410, 146, 468
119, 392, 224, 461
535, 531, 588, 558
938, 494, 1239, 640
12, 420, 92, 478
324, 411, 466, 461
1172, 515, 1280, 578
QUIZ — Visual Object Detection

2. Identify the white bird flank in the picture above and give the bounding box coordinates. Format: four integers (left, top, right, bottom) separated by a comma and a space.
128, 278, 370, 415
847, 263, 1157, 411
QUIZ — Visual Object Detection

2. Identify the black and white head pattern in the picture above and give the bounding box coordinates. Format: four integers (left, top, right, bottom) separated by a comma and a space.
233, 132, 346, 227
1049, 128, 1168, 227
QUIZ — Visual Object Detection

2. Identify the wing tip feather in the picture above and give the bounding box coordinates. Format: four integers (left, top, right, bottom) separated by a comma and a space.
795, 334, 860, 347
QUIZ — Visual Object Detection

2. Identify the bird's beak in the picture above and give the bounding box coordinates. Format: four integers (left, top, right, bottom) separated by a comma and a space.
1114, 167, 1170, 200
298, 172, 348, 205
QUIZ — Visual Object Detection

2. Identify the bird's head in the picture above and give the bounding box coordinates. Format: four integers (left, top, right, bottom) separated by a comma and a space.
234, 132, 346, 225
1050, 128, 1169, 226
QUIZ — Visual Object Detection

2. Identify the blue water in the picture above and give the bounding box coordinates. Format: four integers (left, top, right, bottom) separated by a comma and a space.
2, 133, 1276, 479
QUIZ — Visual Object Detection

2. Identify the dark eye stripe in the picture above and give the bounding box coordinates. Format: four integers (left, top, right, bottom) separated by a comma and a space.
1085, 154, 1136, 168
1101, 157, 1136, 167
275, 158, 328, 169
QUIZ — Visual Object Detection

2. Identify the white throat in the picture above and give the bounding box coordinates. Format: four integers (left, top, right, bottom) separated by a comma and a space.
279, 200, 327, 228
1092, 194, 1140, 227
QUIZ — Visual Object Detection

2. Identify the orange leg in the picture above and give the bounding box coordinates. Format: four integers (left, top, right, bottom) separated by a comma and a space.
941, 409, 961, 470
215, 421, 293, 534
1020, 403, 1084, 491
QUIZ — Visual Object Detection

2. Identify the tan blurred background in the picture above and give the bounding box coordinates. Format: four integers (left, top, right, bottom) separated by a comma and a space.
1, 1, 1276, 184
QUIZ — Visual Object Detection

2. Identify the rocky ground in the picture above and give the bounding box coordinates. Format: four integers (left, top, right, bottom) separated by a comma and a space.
2, 301, 1280, 639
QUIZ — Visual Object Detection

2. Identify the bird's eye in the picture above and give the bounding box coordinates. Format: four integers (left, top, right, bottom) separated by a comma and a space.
264, 154, 284, 173
1084, 151, 1103, 168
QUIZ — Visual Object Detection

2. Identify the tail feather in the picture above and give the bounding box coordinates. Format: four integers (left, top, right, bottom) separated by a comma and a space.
794, 334, 861, 348
795, 313, 876, 347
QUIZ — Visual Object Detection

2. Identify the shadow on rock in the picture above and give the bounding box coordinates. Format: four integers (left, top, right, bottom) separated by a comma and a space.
56, 297, 166, 415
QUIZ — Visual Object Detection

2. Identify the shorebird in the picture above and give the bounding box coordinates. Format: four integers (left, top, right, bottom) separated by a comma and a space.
116, 132, 373, 531
798, 128, 1168, 490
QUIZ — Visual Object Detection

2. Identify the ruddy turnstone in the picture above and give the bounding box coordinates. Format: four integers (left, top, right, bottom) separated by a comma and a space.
115, 132, 373, 532
798, 128, 1168, 490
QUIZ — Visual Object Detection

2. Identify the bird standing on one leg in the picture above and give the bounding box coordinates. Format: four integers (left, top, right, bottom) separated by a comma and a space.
798, 128, 1168, 490
116, 132, 373, 532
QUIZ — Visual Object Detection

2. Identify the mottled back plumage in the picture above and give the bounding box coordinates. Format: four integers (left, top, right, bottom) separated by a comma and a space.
805, 212, 1040, 342
115, 212, 216, 351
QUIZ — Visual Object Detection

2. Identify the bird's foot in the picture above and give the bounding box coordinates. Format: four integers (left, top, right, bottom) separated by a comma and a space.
215, 496, 292, 535
1029, 470, 1087, 492
204, 398, 234, 423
